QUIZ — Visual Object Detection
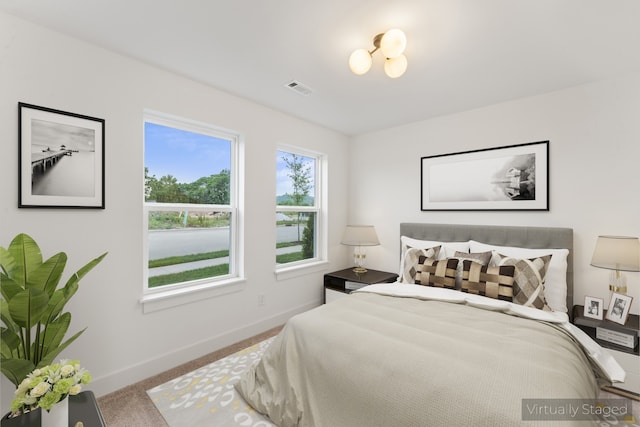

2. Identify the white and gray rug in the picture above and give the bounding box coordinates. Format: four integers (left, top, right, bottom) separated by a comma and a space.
147, 337, 275, 427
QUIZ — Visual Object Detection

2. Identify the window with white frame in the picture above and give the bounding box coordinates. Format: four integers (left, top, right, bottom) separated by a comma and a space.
276, 147, 324, 269
143, 111, 240, 295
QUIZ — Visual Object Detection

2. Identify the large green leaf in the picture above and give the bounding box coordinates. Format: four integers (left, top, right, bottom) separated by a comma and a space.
41, 288, 67, 325
63, 252, 108, 294
0, 246, 15, 276
1, 274, 22, 303
37, 327, 86, 369
8, 234, 43, 288
1, 327, 21, 358
7, 288, 48, 329
0, 357, 35, 387
0, 299, 18, 333
27, 252, 66, 296
39, 312, 72, 356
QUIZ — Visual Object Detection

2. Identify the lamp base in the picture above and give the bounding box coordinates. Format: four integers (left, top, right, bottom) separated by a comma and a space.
352, 267, 368, 274
609, 284, 627, 294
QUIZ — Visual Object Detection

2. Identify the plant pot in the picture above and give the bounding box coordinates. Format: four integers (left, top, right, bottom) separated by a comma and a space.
1, 408, 41, 426
40, 398, 68, 427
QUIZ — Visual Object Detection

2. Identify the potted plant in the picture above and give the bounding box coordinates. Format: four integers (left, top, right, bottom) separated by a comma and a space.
0, 233, 106, 412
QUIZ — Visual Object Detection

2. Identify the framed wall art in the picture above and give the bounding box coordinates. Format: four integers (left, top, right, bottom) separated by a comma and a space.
420, 141, 549, 211
19, 102, 105, 208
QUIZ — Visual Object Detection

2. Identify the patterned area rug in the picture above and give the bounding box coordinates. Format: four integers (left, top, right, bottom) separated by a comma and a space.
147, 337, 275, 427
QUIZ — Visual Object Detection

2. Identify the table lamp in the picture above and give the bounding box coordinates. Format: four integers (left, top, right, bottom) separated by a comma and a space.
590, 235, 640, 294
341, 225, 380, 273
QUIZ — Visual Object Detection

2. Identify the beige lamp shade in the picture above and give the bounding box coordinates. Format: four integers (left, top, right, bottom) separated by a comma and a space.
591, 235, 640, 272
341, 225, 380, 246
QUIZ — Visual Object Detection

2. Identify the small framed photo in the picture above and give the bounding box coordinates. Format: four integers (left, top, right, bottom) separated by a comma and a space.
19, 102, 105, 208
605, 293, 633, 325
584, 296, 604, 320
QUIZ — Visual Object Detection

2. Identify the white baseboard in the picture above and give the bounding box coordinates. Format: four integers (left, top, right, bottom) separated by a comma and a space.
90, 301, 318, 398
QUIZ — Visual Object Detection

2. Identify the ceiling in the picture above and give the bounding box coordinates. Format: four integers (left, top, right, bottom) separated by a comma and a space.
1, 0, 639, 135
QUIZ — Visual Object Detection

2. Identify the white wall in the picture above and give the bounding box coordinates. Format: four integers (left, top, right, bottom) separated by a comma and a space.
0, 12, 350, 411
348, 72, 640, 316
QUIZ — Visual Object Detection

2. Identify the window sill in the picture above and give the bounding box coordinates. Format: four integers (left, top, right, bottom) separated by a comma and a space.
140, 277, 246, 314
275, 260, 329, 281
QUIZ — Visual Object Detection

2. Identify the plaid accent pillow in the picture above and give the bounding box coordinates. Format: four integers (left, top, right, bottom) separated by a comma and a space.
495, 253, 552, 311
415, 257, 458, 289
452, 251, 492, 289
460, 260, 516, 301
400, 246, 441, 283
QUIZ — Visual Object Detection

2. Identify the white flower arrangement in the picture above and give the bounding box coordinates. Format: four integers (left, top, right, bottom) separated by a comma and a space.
10, 360, 91, 417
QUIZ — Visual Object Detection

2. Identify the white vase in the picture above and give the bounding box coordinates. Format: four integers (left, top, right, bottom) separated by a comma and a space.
41, 398, 68, 427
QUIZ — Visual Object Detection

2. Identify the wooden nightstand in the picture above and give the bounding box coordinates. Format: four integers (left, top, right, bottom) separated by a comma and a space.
324, 268, 398, 303
573, 305, 640, 395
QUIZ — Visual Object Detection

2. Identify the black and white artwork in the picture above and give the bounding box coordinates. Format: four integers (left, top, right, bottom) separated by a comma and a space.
19, 103, 105, 208
584, 296, 603, 320
605, 293, 633, 325
421, 141, 548, 211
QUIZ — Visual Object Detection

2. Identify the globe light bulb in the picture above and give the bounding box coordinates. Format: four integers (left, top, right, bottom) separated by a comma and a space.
384, 54, 408, 78
380, 29, 407, 59
349, 48, 373, 75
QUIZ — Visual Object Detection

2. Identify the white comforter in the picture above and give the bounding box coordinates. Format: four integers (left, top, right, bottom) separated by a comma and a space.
236, 284, 625, 427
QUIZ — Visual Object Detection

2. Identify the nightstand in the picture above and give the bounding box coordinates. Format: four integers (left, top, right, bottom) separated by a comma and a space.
324, 268, 398, 303
572, 305, 640, 395
1, 391, 105, 426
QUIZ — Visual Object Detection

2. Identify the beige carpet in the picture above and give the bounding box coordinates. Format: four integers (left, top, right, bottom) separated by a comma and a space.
96, 326, 282, 427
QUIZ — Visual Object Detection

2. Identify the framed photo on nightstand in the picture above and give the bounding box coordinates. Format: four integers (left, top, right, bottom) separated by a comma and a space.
584, 296, 604, 320
605, 293, 633, 325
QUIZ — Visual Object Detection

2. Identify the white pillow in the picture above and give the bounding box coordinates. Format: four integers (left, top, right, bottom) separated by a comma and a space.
399, 237, 471, 283
468, 240, 569, 313
400, 237, 470, 260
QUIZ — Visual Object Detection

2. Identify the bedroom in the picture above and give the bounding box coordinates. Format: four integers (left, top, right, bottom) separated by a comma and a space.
1, 0, 639, 423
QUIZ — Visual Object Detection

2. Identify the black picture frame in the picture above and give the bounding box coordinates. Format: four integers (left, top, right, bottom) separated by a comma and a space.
19, 103, 105, 209
420, 141, 549, 211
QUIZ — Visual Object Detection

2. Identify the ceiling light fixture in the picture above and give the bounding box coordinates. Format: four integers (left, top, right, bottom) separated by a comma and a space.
349, 29, 408, 78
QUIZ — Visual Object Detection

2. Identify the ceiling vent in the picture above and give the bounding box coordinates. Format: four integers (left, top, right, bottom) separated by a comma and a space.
285, 80, 313, 96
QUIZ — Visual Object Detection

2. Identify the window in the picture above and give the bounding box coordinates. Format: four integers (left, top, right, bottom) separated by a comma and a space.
276, 147, 325, 270
143, 111, 241, 300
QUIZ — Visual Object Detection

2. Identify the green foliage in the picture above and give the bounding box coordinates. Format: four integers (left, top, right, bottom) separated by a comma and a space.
145, 167, 230, 204
148, 263, 229, 288
302, 213, 315, 259
0, 234, 107, 387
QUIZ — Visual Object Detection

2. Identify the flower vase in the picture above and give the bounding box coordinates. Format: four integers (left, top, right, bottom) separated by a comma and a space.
41, 398, 68, 427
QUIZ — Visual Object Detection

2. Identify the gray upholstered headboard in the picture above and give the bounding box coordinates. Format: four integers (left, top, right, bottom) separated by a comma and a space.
399, 223, 574, 315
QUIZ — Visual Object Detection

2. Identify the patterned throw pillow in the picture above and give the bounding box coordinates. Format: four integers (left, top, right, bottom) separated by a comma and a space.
460, 260, 516, 301
495, 253, 552, 310
415, 256, 459, 289
400, 246, 441, 283
452, 251, 492, 289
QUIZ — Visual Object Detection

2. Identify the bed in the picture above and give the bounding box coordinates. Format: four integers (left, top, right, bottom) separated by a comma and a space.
236, 223, 625, 426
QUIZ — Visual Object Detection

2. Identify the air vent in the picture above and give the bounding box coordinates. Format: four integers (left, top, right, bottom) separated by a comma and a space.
285, 80, 313, 96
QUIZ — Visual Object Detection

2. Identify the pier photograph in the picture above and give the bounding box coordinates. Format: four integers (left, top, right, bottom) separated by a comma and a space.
19, 103, 105, 208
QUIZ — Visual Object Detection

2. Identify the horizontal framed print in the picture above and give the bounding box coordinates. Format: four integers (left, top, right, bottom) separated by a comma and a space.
605, 292, 633, 325
19, 103, 105, 208
584, 296, 604, 320
421, 141, 549, 211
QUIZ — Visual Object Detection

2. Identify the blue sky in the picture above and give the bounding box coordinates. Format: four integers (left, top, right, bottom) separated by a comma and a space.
145, 122, 231, 183
145, 123, 314, 196
276, 151, 315, 197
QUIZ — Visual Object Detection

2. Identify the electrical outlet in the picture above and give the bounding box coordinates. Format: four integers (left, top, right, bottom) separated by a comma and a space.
258, 294, 265, 306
